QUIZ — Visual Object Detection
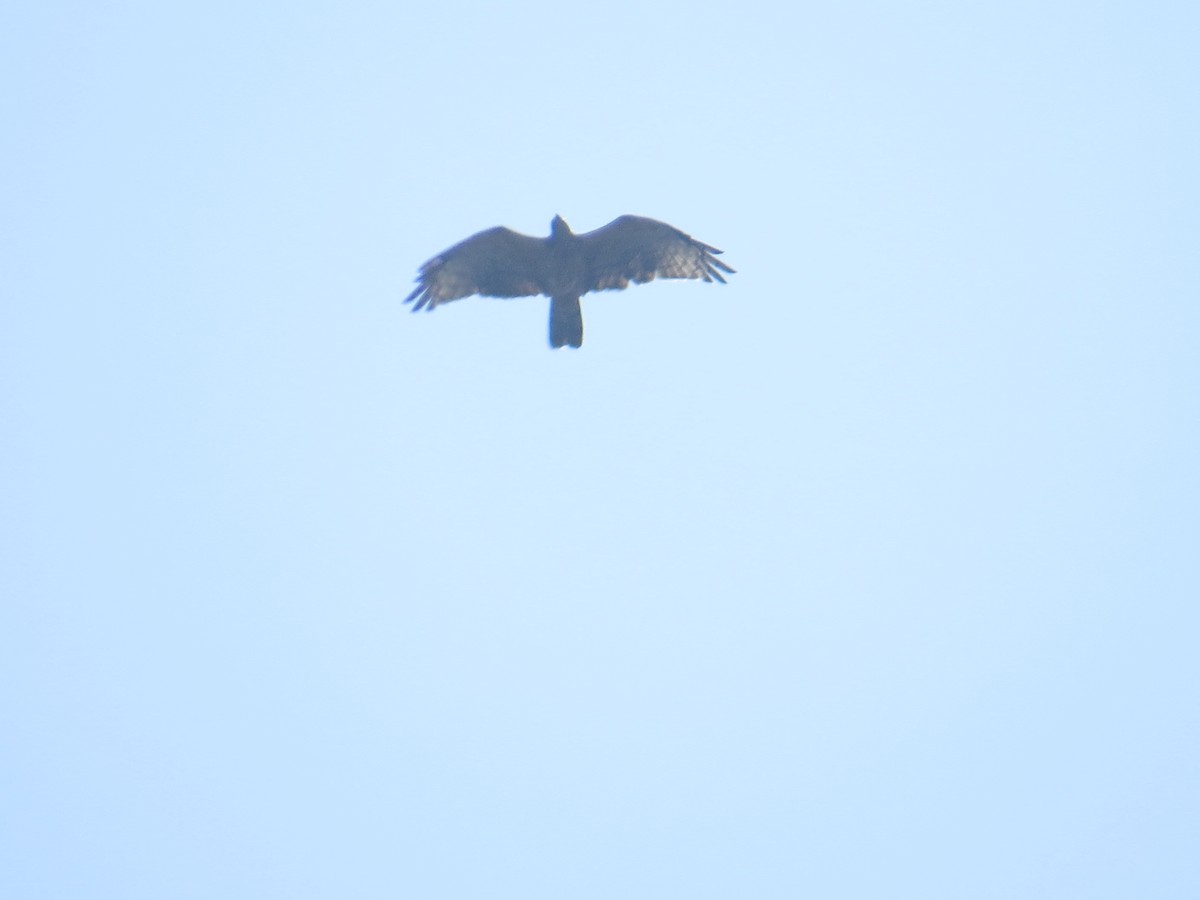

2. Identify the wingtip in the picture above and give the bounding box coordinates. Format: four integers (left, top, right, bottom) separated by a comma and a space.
404, 285, 432, 311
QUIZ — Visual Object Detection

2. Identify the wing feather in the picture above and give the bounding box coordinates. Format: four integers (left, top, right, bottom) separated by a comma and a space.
576, 215, 735, 294
405, 227, 549, 311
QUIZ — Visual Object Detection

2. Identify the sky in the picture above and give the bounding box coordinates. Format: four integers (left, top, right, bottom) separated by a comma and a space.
2, 1, 1198, 897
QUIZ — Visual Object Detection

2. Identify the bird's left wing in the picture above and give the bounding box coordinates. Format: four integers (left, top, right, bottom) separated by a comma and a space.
575, 215, 735, 293
405, 227, 549, 311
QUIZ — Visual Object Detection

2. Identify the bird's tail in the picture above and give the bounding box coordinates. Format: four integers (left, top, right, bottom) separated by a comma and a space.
549, 296, 583, 349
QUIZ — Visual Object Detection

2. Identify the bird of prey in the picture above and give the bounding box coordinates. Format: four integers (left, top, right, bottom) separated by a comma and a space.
404, 215, 734, 348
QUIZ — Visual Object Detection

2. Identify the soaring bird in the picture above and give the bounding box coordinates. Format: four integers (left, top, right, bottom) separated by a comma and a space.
404, 215, 734, 348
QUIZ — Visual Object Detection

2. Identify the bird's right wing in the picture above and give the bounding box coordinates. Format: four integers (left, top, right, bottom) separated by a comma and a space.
405, 227, 549, 311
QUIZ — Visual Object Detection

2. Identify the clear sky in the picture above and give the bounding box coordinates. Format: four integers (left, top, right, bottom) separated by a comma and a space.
3, 2, 1198, 898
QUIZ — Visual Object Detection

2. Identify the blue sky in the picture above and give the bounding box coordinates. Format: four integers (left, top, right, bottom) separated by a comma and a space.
3, 2, 1198, 897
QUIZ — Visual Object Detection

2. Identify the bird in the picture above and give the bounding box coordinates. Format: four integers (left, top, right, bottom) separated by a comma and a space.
404, 215, 734, 348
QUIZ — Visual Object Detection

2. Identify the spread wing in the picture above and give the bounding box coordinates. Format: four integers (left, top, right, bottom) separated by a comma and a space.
405, 227, 550, 311
576, 215, 735, 294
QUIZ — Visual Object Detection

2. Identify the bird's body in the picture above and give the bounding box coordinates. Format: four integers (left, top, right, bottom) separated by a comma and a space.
405, 215, 734, 348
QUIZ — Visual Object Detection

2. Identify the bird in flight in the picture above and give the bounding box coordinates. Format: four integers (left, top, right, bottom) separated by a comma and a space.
404, 215, 734, 348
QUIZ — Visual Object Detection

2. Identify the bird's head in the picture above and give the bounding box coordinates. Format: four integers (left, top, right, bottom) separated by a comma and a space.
550, 215, 572, 239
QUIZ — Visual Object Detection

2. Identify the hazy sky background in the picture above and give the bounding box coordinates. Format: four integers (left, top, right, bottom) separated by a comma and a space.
3, 2, 1198, 897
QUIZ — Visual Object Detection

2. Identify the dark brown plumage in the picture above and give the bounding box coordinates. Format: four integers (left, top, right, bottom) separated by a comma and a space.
404, 215, 734, 348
